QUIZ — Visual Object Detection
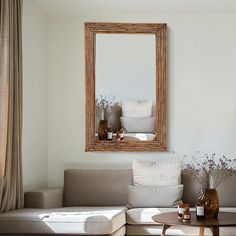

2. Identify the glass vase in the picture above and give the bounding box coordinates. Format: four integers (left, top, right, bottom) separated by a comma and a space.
98, 120, 108, 140
197, 188, 219, 218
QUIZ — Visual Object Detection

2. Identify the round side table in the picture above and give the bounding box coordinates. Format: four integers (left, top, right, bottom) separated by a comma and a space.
152, 211, 236, 236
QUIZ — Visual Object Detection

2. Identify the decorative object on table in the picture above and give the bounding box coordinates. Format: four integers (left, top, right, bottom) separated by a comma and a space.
198, 188, 219, 218
182, 152, 236, 218
177, 204, 190, 221
196, 201, 205, 219
177, 204, 185, 220
96, 95, 118, 140
116, 128, 125, 141
106, 123, 113, 141
98, 120, 108, 140
183, 207, 191, 222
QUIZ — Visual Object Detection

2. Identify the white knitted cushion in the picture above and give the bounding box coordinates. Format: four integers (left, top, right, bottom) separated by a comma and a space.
132, 159, 181, 186
122, 100, 152, 118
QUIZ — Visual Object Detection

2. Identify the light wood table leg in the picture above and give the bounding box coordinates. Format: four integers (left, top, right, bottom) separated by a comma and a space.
210, 226, 219, 236
161, 224, 170, 236
199, 227, 205, 236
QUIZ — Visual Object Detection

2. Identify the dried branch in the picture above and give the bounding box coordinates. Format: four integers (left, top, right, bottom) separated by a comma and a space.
182, 152, 236, 189
96, 95, 119, 121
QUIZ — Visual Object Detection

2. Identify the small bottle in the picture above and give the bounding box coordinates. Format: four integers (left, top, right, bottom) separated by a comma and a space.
183, 208, 191, 222
107, 123, 113, 140
177, 205, 184, 220
196, 202, 205, 219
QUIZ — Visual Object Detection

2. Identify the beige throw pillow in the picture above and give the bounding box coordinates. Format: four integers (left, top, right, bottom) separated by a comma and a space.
120, 117, 155, 133
132, 159, 181, 186
128, 184, 183, 208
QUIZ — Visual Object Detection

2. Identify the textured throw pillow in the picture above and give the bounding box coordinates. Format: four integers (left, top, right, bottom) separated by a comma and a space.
128, 184, 183, 208
132, 159, 181, 186
122, 100, 152, 118
120, 117, 155, 133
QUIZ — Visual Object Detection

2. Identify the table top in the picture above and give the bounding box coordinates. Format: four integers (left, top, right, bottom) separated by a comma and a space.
152, 212, 236, 227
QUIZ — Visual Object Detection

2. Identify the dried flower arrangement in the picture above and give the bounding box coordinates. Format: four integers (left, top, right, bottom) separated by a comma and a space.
182, 152, 236, 189
96, 95, 119, 121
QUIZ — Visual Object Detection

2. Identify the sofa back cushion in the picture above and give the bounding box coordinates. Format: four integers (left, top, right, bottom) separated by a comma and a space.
215, 172, 236, 207
181, 171, 202, 205
64, 169, 236, 207
64, 169, 132, 206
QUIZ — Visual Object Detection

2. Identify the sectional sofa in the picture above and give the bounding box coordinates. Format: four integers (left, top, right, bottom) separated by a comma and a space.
0, 169, 236, 235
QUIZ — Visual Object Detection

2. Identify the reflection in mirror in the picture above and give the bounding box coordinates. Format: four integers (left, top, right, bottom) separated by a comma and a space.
95, 34, 156, 142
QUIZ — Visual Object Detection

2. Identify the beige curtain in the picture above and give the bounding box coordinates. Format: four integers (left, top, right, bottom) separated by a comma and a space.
0, 0, 23, 212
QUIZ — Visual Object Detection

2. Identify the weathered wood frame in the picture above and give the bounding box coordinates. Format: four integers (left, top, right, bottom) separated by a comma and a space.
85, 22, 167, 152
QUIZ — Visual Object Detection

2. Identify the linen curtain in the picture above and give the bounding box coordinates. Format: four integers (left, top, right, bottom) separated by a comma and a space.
0, 0, 23, 212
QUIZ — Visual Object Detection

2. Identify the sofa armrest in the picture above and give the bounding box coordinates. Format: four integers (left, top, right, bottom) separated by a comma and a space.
24, 187, 63, 208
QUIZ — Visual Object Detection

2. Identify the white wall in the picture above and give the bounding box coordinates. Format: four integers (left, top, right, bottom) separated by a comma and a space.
47, 14, 236, 187
22, 0, 48, 191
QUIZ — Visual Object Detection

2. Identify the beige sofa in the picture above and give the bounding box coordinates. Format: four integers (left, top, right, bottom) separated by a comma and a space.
0, 169, 236, 235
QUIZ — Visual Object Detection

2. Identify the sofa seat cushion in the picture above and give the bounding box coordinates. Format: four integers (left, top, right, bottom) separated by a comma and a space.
220, 207, 236, 213
0, 206, 126, 235
126, 208, 177, 225
126, 207, 236, 225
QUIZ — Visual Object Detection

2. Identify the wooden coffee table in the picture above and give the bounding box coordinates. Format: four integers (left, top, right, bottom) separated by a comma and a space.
152, 211, 236, 236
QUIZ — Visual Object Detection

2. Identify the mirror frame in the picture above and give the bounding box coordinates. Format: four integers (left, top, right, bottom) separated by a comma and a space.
85, 22, 167, 152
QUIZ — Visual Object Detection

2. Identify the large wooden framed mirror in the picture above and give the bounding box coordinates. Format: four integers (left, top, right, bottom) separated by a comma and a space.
85, 22, 167, 152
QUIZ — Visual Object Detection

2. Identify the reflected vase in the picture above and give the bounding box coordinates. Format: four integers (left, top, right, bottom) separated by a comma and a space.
98, 120, 108, 140
198, 188, 219, 218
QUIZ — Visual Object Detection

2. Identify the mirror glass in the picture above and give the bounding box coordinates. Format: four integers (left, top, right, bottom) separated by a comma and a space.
95, 34, 156, 142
